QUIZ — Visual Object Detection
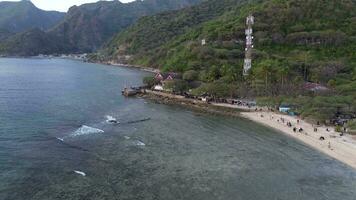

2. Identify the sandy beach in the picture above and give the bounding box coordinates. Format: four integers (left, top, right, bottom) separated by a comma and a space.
138, 92, 356, 169
241, 111, 356, 169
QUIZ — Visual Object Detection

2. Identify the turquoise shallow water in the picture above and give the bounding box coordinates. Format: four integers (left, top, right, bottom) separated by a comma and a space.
0, 58, 356, 200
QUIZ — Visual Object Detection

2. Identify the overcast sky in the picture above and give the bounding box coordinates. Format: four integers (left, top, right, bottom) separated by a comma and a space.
0, 0, 135, 12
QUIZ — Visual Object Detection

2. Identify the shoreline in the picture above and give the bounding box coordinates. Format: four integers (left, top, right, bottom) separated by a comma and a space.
102, 60, 158, 73
241, 112, 356, 169
141, 90, 244, 117
141, 90, 356, 170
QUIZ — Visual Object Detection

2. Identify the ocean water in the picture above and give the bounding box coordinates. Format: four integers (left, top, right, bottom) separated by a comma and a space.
0, 58, 355, 200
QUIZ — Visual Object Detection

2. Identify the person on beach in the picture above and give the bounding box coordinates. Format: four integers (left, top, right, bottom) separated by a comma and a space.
293, 127, 297, 132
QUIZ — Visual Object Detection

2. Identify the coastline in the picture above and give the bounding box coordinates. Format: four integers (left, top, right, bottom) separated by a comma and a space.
241, 112, 356, 169
141, 90, 244, 117
141, 90, 356, 170
103, 60, 158, 73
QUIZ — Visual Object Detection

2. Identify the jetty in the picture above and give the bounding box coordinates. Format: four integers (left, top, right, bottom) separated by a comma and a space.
122, 86, 144, 97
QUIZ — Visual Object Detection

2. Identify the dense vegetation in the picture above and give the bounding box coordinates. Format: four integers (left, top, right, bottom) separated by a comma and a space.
105, 0, 254, 56
0, 0, 203, 55
0, 0, 64, 33
105, 0, 356, 123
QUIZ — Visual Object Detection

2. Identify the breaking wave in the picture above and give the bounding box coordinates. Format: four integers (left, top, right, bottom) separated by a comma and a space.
106, 115, 119, 124
134, 140, 146, 146
72, 125, 104, 136
74, 170, 86, 176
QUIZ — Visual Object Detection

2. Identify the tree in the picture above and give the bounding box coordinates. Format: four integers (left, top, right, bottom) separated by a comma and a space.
164, 80, 189, 94
183, 70, 199, 81
207, 65, 221, 82
293, 50, 313, 81
143, 76, 157, 88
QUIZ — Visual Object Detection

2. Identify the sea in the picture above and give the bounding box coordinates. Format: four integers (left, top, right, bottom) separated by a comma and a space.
0, 58, 355, 200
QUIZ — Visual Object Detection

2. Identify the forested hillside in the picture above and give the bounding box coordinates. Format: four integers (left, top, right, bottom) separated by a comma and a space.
105, 0, 254, 56
105, 0, 356, 122
0, 0, 203, 55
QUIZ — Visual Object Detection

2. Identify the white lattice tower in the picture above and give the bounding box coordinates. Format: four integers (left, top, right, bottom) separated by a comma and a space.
243, 14, 254, 76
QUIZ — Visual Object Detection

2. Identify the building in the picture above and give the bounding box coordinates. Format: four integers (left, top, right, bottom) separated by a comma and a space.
153, 85, 164, 91
303, 82, 329, 92
201, 39, 206, 46
279, 106, 291, 113
154, 72, 181, 83
153, 72, 182, 91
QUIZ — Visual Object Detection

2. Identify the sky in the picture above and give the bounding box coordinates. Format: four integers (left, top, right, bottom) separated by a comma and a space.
0, 0, 135, 12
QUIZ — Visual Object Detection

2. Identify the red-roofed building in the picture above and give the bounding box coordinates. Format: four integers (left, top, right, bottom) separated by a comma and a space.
303, 82, 329, 92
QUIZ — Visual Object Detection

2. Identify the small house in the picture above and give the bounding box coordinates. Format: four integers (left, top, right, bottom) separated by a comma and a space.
153, 72, 182, 91
154, 72, 181, 83
303, 82, 329, 92
279, 105, 291, 113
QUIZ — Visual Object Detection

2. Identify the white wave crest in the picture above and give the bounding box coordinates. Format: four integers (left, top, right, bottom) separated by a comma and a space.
134, 140, 146, 146
106, 115, 119, 124
124, 136, 131, 140
73, 125, 104, 136
74, 170, 86, 176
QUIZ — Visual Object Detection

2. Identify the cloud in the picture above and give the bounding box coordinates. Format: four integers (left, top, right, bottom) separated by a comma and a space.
0, 0, 135, 12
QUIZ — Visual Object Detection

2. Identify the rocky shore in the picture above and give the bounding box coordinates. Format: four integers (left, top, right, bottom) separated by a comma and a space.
139, 90, 246, 117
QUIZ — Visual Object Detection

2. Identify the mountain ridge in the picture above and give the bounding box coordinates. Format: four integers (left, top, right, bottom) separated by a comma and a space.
0, 0, 204, 55
0, 0, 65, 33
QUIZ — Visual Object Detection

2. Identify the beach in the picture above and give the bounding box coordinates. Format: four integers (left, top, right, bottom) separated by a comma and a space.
141, 92, 356, 169
241, 111, 356, 169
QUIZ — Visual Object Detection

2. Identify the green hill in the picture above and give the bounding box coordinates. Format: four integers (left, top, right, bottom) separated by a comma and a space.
105, 0, 253, 56
0, 0, 64, 33
104, 0, 356, 122
0, 28, 71, 56
0, 0, 204, 55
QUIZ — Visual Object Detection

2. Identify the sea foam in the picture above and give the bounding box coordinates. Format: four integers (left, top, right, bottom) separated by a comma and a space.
73, 125, 104, 136
134, 140, 146, 146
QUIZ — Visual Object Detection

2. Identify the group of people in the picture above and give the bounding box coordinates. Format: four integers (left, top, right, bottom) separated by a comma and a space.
275, 116, 305, 134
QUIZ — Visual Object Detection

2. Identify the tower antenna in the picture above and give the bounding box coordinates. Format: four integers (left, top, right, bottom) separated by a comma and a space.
243, 14, 254, 76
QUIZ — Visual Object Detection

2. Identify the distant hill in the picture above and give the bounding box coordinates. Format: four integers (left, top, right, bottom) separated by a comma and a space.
0, 0, 65, 33
0, 28, 12, 41
0, 28, 71, 56
49, 0, 204, 52
0, 0, 204, 55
